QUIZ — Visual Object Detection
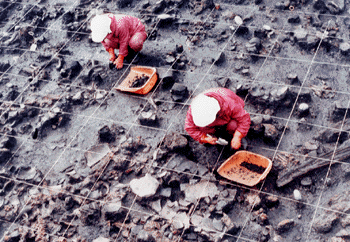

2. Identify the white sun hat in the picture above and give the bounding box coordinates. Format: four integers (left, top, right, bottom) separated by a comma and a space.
91, 14, 112, 42
191, 94, 220, 127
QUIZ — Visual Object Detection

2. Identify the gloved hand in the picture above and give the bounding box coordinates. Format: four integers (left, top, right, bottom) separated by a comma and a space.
231, 130, 243, 150
113, 55, 124, 69
108, 48, 116, 62
200, 134, 218, 145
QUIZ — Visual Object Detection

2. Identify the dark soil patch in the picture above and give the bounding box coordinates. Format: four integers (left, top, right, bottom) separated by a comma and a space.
240, 161, 265, 174
130, 74, 148, 88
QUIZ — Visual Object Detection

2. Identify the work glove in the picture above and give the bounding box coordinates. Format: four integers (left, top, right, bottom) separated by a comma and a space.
113, 55, 124, 69
108, 48, 116, 62
231, 130, 243, 150
200, 134, 218, 145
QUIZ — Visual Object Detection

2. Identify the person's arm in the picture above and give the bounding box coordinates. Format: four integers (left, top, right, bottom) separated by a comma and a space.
229, 99, 251, 149
116, 19, 130, 57
231, 130, 244, 149
184, 109, 217, 144
107, 47, 116, 61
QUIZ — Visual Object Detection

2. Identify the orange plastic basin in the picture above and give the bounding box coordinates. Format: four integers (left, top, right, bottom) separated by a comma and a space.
217, 151, 272, 186
115, 66, 158, 95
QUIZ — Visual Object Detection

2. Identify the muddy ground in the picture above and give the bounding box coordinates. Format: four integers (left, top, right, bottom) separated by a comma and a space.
0, 0, 350, 241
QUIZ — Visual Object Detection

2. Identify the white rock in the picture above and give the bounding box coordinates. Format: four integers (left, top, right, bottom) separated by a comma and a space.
6, 82, 14, 88
30, 43, 37, 51
263, 25, 272, 31
72, 91, 83, 101
172, 212, 190, 230
293, 189, 302, 201
157, 14, 172, 20
130, 173, 159, 197
92, 237, 110, 242
183, 181, 219, 203
234, 15, 243, 25
294, 27, 308, 40
95, 91, 105, 100
246, 194, 261, 206
298, 103, 309, 112
52, 107, 61, 113
85, 143, 110, 167
151, 199, 162, 213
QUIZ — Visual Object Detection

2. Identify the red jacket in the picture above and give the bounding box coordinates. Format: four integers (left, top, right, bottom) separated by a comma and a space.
185, 88, 251, 142
102, 14, 145, 57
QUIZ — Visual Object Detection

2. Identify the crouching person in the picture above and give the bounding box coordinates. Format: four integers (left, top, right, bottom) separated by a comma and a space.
90, 14, 147, 69
185, 88, 251, 150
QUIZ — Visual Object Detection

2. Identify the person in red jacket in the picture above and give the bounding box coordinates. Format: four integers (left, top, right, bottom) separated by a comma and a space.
185, 88, 251, 150
90, 14, 147, 69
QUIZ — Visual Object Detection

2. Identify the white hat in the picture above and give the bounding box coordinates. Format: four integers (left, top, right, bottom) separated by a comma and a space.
91, 15, 112, 42
191, 94, 220, 127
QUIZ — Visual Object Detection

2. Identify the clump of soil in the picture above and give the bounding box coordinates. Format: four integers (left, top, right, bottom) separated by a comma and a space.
241, 161, 266, 174
130, 74, 148, 88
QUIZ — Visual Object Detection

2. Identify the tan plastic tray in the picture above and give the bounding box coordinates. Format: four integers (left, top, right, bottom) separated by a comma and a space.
116, 66, 157, 95
217, 151, 272, 186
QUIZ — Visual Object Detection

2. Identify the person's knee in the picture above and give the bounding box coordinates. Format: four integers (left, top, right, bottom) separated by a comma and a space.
129, 32, 147, 52
129, 41, 143, 52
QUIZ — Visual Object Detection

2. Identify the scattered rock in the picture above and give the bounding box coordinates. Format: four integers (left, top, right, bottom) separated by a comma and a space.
98, 125, 115, 143
139, 111, 157, 126
301, 177, 312, 186
165, 55, 176, 64
341, 163, 350, 176
117, 0, 137, 8
235, 25, 249, 36
213, 52, 225, 65
245, 37, 262, 53
92, 237, 110, 242
162, 132, 188, 151
298, 103, 310, 117
72, 91, 84, 104
288, 15, 300, 23
0, 148, 12, 163
294, 27, 308, 41
182, 181, 219, 203
234, 15, 243, 25
313, 212, 339, 233
326, 0, 345, 14
275, 1, 289, 10
158, 67, 175, 89
221, 213, 241, 235
339, 42, 350, 55
265, 195, 279, 208
302, 142, 318, 154
190, 0, 214, 15
137, 230, 155, 242
85, 144, 110, 167
130, 174, 160, 198
157, 14, 175, 27
263, 124, 279, 144
170, 83, 189, 102
297, 34, 320, 51
214, 77, 231, 88
277, 219, 295, 233
245, 194, 261, 208
293, 189, 302, 201
330, 237, 346, 242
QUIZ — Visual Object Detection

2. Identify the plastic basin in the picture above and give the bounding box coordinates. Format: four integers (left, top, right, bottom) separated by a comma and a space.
217, 151, 272, 186
115, 66, 158, 95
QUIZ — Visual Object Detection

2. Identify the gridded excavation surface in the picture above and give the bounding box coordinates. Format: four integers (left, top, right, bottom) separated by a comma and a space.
1, 0, 350, 241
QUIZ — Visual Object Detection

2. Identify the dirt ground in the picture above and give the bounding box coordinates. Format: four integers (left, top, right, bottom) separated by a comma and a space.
1, 0, 350, 241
